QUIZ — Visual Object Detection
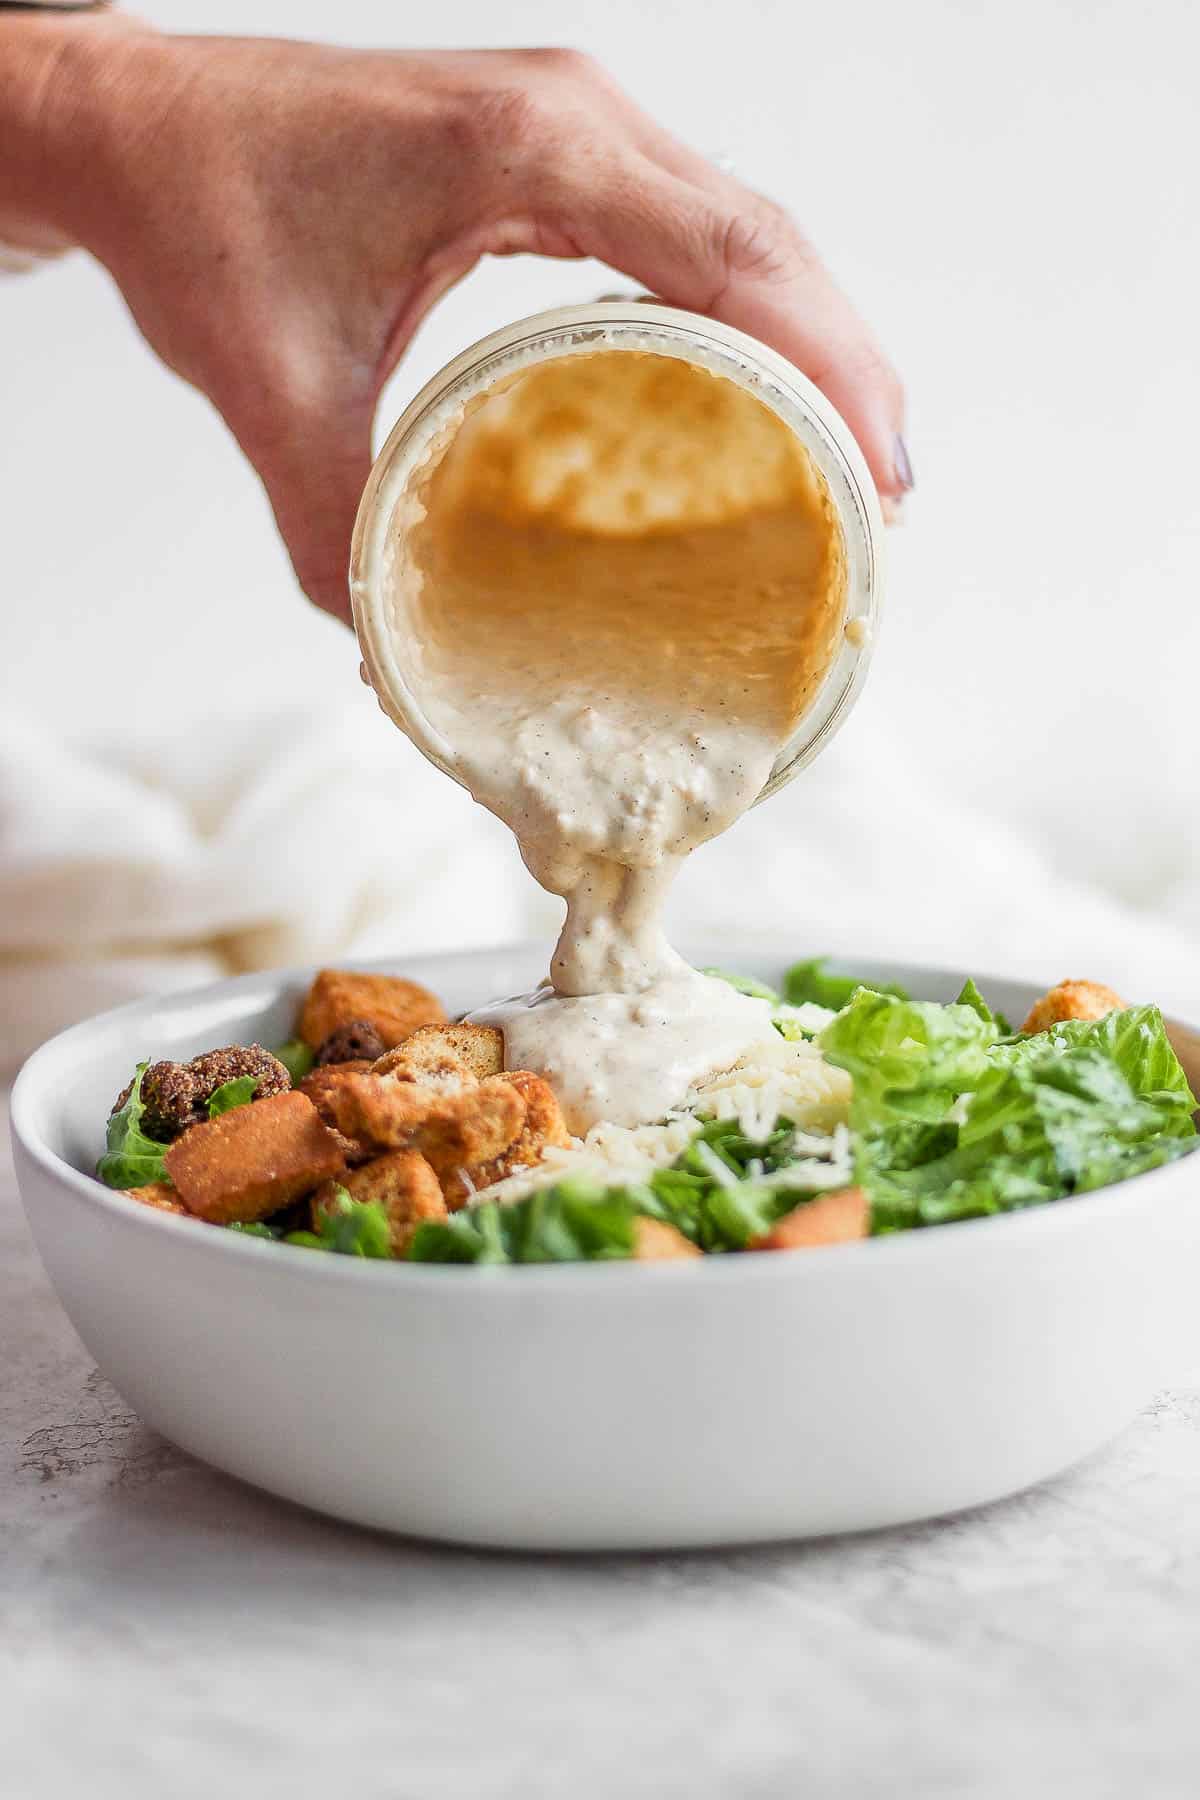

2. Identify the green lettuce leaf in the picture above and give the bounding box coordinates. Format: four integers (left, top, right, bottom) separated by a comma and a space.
860, 1002, 1196, 1232
409, 1178, 640, 1265
273, 1038, 316, 1086
207, 1074, 260, 1117
638, 1117, 836, 1248
820, 989, 999, 1129
783, 957, 909, 1011
954, 977, 1013, 1038
96, 1063, 170, 1190
1017, 1004, 1196, 1127
285, 1186, 392, 1258
228, 1220, 281, 1241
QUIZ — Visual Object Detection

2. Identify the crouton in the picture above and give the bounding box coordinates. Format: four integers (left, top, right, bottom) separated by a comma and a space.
632, 1217, 702, 1260
372, 1046, 474, 1091
298, 970, 445, 1051
750, 1186, 869, 1252
408, 1076, 528, 1182
311, 1067, 526, 1173
112, 1044, 290, 1141
298, 1062, 379, 1160
300, 1062, 373, 1114
315, 1069, 446, 1149
441, 1070, 571, 1207
312, 1150, 447, 1255
374, 1022, 504, 1084
125, 1182, 190, 1217
164, 1091, 346, 1225
315, 1019, 387, 1066
1021, 979, 1126, 1036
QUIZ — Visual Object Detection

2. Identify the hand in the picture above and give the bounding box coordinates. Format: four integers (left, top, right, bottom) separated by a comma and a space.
38, 27, 911, 620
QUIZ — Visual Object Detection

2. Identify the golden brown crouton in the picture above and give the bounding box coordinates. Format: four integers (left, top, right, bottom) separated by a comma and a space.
313, 1068, 526, 1173
408, 1076, 528, 1182
374, 1022, 504, 1084
316, 1069, 446, 1149
372, 1047, 474, 1091
1021, 979, 1127, 1036
441, 1070, 571, 1207
300, 1062, 373, 1113
164, 1092, 346, 1225
298, 970, 445, 1052
632, 1217, 702, 1260
312, 1150, 447, 1255
298, 1062, 379, 1161
125, 1182, 190, 1217
751, 1186, 869, 1252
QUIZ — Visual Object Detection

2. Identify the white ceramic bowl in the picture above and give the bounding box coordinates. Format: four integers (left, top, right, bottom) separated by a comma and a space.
11, 943, 1200, 1552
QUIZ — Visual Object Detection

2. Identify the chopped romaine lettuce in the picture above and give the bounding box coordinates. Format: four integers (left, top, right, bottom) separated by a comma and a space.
783, 957, 909, 1011
285, 1185, 392, 1258
207, 1074, 260, 1117
772, 1001, 838, 1042
820, 989, 999, 1128
841, 992, 1196, 1232
954, 977, 1013, 1038
96, 1063, 170, 1190
409, 1178, 640, 1264
273, 1038, 316, 1086
1004, 1004, 1196, 1126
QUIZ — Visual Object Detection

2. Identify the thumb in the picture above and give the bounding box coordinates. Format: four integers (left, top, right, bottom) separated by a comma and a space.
241, 405, 374, 626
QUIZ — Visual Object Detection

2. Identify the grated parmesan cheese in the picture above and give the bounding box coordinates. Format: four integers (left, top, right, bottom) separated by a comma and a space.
469, 1028, 853, 1207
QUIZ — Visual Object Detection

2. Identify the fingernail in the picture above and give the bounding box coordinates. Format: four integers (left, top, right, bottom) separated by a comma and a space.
894, 434, 915, 492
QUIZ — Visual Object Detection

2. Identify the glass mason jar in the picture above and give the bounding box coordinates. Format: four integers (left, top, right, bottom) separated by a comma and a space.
350, 299, 884, 804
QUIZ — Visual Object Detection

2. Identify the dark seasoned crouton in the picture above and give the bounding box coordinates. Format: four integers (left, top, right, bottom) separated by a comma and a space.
1021, 979, 1126, 1035
164, 1092, 345, 1225
298, 970, 445, 1051
312, 1150, 447, 1255
112, 1044, 291, 1141
315, 1019, 387, 1066
750, 1187, 869, 1252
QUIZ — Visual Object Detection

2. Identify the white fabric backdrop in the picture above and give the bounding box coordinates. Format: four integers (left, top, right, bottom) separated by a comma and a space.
1, 0, 1197, 1066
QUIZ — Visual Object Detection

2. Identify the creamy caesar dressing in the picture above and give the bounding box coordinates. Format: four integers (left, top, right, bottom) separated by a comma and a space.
370, 348, 847, 1132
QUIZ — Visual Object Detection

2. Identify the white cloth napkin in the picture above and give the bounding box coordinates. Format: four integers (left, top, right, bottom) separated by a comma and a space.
0, 702, 555, 1074
2, 700, 1197, 1075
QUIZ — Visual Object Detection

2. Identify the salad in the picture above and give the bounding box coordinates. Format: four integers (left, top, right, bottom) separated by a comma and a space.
94, 961, 1197, 1265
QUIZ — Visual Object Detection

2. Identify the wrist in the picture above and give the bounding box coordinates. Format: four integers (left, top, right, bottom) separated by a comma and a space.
0, 9, 160, 254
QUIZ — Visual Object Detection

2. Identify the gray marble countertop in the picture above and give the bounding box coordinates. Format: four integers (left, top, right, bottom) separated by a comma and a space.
6, 1099, 1200, 1799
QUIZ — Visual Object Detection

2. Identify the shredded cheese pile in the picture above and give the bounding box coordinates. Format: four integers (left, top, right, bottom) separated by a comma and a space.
471, 1025, 853, 1207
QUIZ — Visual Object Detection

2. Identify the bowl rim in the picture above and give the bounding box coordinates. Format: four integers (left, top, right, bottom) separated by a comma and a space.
11, 940, 1199, 1292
